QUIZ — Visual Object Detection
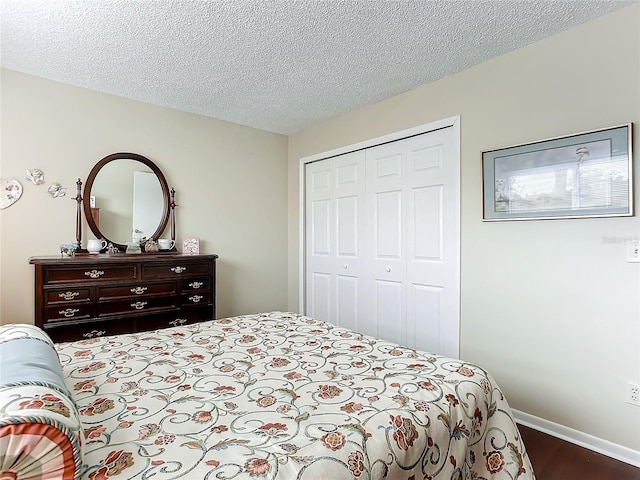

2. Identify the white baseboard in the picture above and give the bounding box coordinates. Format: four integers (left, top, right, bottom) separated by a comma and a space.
513, 409, 640, 468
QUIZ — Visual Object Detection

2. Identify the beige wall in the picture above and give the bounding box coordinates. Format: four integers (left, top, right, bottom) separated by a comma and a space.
287, 5, 640, 451
0, 69, 289, 322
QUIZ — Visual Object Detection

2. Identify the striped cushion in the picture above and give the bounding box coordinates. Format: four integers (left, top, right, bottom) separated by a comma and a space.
0, 324, 83, 480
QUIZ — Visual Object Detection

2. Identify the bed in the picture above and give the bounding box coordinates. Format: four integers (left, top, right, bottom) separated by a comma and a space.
1, 312, 535, 479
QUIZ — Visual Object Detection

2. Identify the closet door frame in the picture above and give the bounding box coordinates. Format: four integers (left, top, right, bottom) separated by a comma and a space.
299, 115, 461, 356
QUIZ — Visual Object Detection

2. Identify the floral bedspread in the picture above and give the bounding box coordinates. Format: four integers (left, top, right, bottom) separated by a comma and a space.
56, 312, 535, 479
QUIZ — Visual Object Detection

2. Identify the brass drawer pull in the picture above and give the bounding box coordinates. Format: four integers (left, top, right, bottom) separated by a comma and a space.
59, 291, 80, 300
59, 308, 80, 317
84, 269, 105, 278
188, 281, 203, 289
169, 318, 187, 327
131, 301, 148, 310
188, 294, 203, 303
83, 330, 106, 339
171, 266, 187, 274
130, 286, 148, 295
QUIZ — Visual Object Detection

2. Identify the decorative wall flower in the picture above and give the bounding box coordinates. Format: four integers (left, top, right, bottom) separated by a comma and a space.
47, 182, 67, 197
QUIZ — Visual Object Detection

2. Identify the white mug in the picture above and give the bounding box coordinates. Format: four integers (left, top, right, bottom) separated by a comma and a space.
87, 238, 107, 254
158, 238, 175, 250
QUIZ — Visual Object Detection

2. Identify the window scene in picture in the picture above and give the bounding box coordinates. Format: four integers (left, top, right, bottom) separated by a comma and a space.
494, 138, 629, 214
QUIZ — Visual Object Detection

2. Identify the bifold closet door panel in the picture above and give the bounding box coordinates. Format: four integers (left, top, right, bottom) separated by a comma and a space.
405, 128, 457, 356
333, 152, 366, 333
305, 159, 333, 323
305, 151, 366, 332
365, 140, 408, 345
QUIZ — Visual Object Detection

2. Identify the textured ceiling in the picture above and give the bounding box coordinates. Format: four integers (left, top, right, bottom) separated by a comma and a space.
1, 0, 635, 134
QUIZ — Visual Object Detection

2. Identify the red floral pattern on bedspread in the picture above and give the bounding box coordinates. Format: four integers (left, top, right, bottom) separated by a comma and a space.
56, 312, 535, 479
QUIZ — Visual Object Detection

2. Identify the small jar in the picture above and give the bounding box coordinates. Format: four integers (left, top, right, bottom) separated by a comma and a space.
144, 240, 159, 253
126, 242, 141, 254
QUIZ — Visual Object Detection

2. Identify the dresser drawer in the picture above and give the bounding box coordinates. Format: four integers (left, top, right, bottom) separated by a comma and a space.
137, 307, 213, 332
142, 261, 212, 279
97, 296, 178, 317
45, 318, 136, 343
97, 282, 176, 300
181, 291, 212, 306
44, 304, 93, 323
181, 278, 211, 292
44, 265, 137, 284
45, 288, 92, 305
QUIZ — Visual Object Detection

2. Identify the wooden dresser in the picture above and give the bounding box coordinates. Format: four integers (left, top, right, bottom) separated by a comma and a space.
30, 254, 217, 343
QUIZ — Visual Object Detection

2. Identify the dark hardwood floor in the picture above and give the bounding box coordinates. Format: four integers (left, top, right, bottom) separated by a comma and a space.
518, 424, 639, 480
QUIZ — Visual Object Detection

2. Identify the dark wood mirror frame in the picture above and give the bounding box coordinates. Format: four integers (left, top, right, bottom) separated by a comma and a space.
75, 152, 176, 253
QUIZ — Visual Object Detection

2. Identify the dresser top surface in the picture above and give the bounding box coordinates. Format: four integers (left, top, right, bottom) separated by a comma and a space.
29, 253, 218, 265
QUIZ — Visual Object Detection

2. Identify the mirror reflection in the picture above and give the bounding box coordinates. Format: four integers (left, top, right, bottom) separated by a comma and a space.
91, 161, 164, 242
132, 171, 164, 242
82, 152, 171, 251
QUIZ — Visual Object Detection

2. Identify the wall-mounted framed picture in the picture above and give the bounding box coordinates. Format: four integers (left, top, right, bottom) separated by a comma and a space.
482, 124, 633, 221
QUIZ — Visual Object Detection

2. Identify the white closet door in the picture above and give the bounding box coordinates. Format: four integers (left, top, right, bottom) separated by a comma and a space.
364, 128, 458, 356
305, 160, 333, 322
365, 141, 408, 344
406, 128, 458, 357
304, 124, 459, 358
333, 152, 366, 332
305, 151, 366, 330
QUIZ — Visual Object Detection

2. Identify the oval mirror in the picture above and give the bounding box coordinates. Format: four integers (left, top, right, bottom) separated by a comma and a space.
83, 153, 170, 251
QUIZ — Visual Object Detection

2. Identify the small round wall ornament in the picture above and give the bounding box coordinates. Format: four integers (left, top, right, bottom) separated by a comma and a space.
26, 169, 45, 185
0, 177, 23, 209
